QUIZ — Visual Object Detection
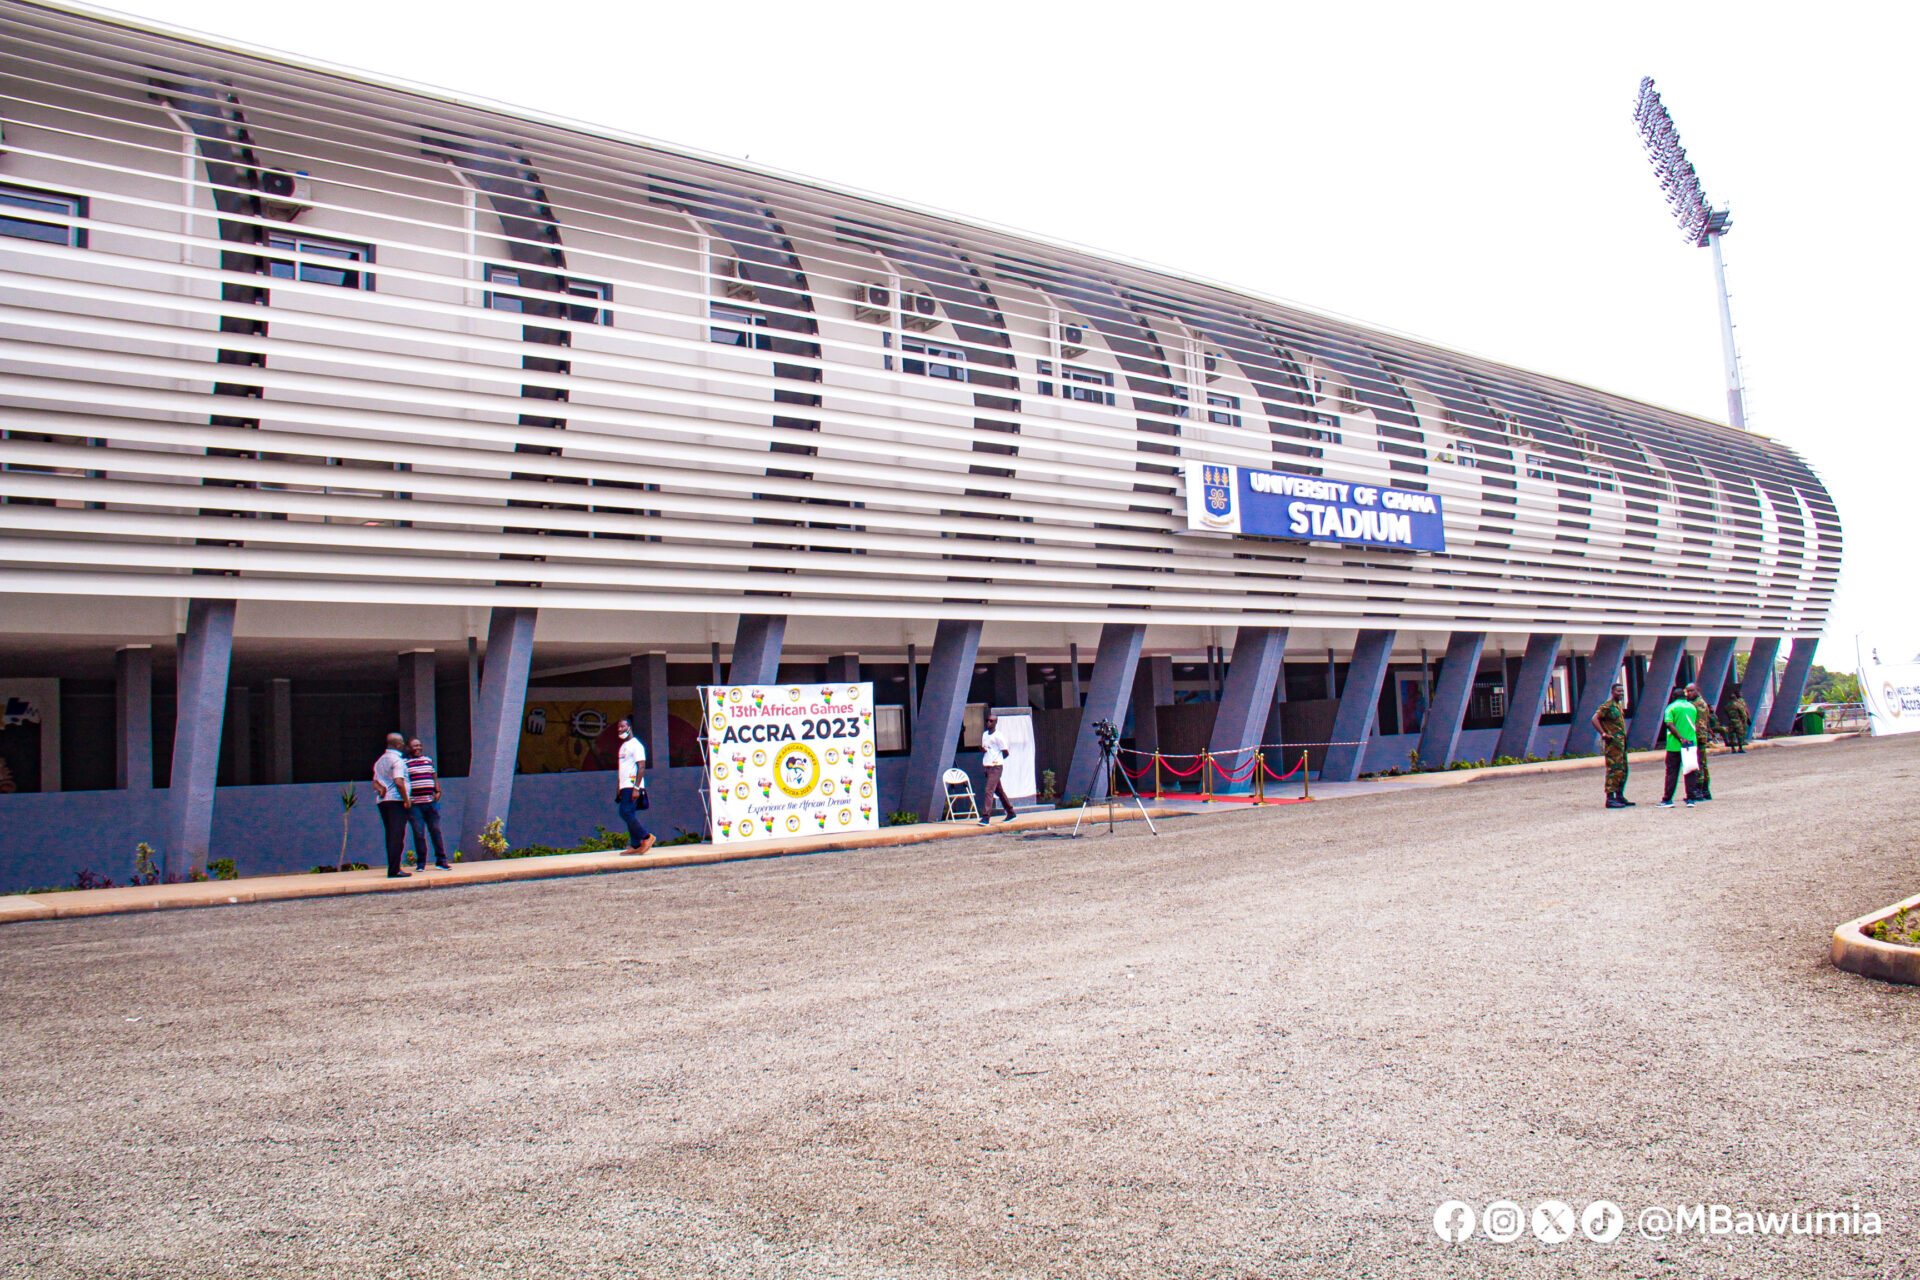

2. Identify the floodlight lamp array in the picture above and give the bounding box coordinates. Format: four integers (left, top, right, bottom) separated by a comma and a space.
1634, 76, 1729, 248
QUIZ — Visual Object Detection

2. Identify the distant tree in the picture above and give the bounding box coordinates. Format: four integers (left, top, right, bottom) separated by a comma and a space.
1802, 664, 1861, 703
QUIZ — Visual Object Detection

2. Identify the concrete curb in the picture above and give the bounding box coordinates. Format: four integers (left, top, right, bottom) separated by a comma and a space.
1439, 731, 1853, 782
1830, 889, 1920, 987
0, 804, 1182, 926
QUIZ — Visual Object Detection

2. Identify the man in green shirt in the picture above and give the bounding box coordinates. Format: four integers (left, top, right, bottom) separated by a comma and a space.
1659, 684, 1701, 808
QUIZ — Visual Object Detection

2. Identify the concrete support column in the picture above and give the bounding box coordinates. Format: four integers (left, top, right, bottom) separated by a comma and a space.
265, 677, 293, 785
457, 607, 537, 860
1739, 637, 1782, 730
629, 652, 668, 771
1207, 627, 1288, 764
731, 614, 787, 686
397, 649, 438, 758
114, 644, 152, 791
992, 655, 1029, 709
1763, 637, 1820, 738
1696, 636, 1737, 708
1563, 635, 1631, 756
165, 598, 236, 878
904, 619, 984, 821
1063, 623, 1146, 802
825, 654, 861, 684
1417, 631, 1487, 771
1263, 657, 1290, 747
1494, 633, 1564, 762
1322, 629, 1396, 783
1130, 655, 1174, 753
1628, 636, 1689, 750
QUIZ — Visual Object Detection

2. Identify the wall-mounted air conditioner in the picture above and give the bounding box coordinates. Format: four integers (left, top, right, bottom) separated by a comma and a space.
1204, 352, 1223, 382
852, 283, 892, 324
258, 167, 311, 220
900, 291, 939, 330
1059, 321, 1088, 359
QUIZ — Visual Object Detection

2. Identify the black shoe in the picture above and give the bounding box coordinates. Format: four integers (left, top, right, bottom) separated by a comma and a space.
1620, 796, 1636, 806
1606, 795, 1628, 809
1000, 813, 1016, 822
388, 870, 412, 878
977, 818, 990, 826
435, 861, 452, 870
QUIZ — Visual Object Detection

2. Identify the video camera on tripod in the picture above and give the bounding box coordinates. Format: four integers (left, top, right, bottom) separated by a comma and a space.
1093, 718, 1120, 755
1071, 717, 1157, 838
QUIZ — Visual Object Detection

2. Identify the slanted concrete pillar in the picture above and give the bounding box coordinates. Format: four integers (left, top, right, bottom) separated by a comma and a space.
265, 677, 293, 785
1207, 627, 1287, 777
1563, 635, 1631, 756
1494, 633, 1563, 762
115, 644, 152, 791
1628, 636, 1690, 750
904, 619, 984, 821
825, 653, 861, 684
1739, 636, 1782, 730
1262, 657, 1290, 747
1321, 630, 1396, 783
731, 614, 786, 686
1417, 631, 1486, 770
1763, 636, 1820, 738
629, 652, 668, 771
165, 599, 235, 877
1063, 623, 1146, 802
457, 607, 537, 860
1696, 636, 1737, 708
398, 649, 438, 758
992, 655, 1028, 709
1130, 655, 1173, 753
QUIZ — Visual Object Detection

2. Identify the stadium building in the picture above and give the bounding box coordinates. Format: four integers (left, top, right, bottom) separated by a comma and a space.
0, 0, 1840, 886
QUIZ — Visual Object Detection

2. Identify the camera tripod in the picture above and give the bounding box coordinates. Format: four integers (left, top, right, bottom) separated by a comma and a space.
1070, 729, 1159, 837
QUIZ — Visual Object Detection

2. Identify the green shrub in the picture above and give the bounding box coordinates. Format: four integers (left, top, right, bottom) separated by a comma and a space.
886, 810, 920, 826
1040, 769, 1057, 802
311, 862, 370, 874
1055, 795, 1089, 810
208, 858, 237, 881
658, 827, 705, 846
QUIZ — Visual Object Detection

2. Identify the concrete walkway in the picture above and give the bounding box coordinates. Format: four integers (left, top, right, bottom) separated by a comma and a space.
0, 733, 1847, 925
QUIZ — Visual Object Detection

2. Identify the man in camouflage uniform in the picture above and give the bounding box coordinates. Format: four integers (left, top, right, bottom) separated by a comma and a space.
1592, 681, 1633, 808
1686, 682, 1716, 801
1723, 692, 1751, 753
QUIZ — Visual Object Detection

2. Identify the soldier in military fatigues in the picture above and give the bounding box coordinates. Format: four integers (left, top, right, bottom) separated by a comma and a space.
1723, 692, 1751, 752
1687, 683, 1716, 801
1592, 682, 1633, 808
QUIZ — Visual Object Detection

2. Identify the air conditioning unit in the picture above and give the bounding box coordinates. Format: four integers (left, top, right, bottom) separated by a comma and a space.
1204, 352, 1223, 382
900, 291, 940, 330
1059, 321, 1088, 359
257, 167, 311, 221
713, 256, 758, 300
852, 283, 892, 324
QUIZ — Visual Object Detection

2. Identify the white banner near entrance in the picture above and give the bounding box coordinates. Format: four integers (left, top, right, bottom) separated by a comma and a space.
1857, 636, 1920, 737
703, 683, 880, 842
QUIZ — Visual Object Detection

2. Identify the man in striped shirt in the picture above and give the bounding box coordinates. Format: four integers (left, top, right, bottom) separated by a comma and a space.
404, 738, 451, 870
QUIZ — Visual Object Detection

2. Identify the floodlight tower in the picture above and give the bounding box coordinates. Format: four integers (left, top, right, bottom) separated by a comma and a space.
1634, 76, 1746, 430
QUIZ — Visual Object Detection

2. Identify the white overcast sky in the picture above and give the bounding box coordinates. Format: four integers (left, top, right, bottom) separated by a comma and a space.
88, 0, 1920, 667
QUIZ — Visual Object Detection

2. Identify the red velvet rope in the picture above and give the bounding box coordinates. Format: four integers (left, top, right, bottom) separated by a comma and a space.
1159, 756, 1207, 777
1263, 754, 1307, 782
1212, 755, 1260, 782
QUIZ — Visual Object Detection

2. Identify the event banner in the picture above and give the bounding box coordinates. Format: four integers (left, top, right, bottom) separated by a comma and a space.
1184, 460, 1447, 552
1856, 636, 1920, 737
703, 683, 880, 843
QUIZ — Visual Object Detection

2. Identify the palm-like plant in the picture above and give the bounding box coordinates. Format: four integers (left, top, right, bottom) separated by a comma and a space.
337, 783, 358, 871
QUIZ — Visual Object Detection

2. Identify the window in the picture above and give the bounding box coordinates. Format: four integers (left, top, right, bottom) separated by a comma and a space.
873, 704, 908, 754
1062, 364, 1115, 406
709, 300, 771, 348
902, 339, 966, 381
0, 183, 87, 247
1206, 392, 1241, 427
1525, 452, 1554, 481
485, 263, 609, 324
266, 230, 372, 289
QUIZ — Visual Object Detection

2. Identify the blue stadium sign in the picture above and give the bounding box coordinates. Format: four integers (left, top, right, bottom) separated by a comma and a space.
1183, 461, 1446, 552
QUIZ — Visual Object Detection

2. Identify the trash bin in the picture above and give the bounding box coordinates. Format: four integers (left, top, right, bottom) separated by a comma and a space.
1798, 709, 1825, 735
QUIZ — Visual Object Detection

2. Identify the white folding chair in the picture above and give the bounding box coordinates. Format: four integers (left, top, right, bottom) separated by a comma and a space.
942, 767, 980, 822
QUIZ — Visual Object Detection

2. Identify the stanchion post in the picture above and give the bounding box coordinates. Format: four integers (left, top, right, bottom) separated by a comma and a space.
1255, 750, 1264, 804
1302, 750, 1311, 800
1202, 751, 1213, 801
1154, 751, 1162, 799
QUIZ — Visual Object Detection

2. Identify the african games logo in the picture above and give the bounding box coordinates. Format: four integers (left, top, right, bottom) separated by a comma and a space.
1200, 464, 1236, 529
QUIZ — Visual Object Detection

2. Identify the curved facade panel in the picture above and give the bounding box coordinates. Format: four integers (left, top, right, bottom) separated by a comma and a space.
0, 2, 1838, 633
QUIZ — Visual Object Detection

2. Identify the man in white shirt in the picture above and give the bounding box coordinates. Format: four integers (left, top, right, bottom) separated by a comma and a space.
977, 714, 1017, 825
615, 718, 656, 856
370, 732, 412, 878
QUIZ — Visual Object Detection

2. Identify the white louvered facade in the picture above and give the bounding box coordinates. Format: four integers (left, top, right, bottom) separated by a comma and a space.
0, 1, 1839, 656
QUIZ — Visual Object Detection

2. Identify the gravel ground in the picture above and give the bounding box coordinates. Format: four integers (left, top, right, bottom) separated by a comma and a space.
2, 734, 1917, 1279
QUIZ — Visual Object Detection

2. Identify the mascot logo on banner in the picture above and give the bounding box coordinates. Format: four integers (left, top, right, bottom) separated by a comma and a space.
774, 743, 820, 797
